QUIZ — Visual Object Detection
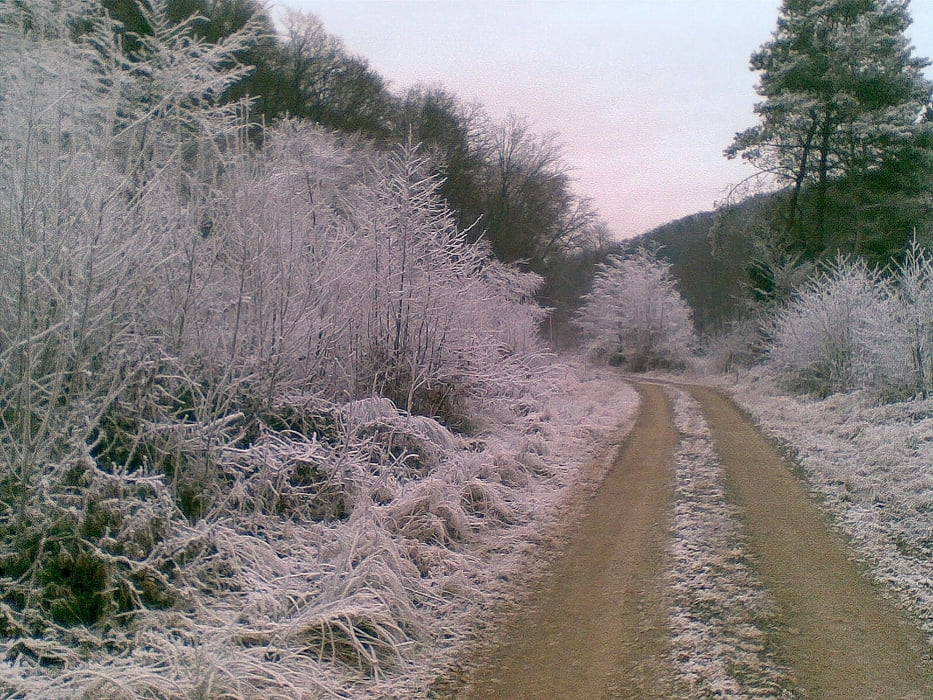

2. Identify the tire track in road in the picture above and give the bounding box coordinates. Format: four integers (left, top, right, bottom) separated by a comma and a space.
456, 381, 933, 699
688, 384, 933, 700
459, 381, 679, 699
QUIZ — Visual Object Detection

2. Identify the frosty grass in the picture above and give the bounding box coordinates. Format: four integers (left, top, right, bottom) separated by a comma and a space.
664, 385, 798, 699
0, 360, 637, 699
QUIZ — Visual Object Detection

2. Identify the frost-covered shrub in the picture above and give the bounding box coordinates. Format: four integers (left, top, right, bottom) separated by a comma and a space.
0, 0, 253, 634
768, 256, 911, 398
384, 478, 470, 545
356, 413, 459, 477
459, 478, 513, 523
576, 247, 697, 370
219, 429, 356, 523
290, 519, 426, 676
0, 459, 186, 632
167, 121, 546, 427
895, 240, 933, 397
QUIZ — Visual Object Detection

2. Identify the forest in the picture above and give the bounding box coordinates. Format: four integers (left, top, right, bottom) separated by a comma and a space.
2, 0, 933, 697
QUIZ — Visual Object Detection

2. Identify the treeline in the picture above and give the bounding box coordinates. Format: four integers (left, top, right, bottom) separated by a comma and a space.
688, 0, 933, 404
91, 0, 606, 293
567, 0, 933, 406
721, 0, 933, 268
616, 0, 933, 342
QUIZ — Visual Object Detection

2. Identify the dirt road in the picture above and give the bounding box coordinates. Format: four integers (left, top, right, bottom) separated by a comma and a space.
690, 385, 933, 699
455, 380, 933, 699
459, 382, 679, 699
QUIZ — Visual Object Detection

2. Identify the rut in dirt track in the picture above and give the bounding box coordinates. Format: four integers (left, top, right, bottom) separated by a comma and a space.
459, 382, 678, 699
457, 380, 933, 700
689, 384, 933, 700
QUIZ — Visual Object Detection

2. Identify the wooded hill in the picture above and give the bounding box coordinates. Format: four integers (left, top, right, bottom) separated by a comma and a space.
90, 0, 608, 300
87, 0, 933, 345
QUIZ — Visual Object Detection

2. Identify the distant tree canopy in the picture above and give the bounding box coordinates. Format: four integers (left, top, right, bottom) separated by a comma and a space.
726, 0, 933, 263
272, 10, 395, 138
628, 213, 753, 332
86, 1, 607, 309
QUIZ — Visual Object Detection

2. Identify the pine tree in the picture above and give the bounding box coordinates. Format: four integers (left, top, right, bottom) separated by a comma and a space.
727, 0, 933, 257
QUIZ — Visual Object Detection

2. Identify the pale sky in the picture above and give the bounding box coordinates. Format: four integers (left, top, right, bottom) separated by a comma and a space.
279, 1, 933, 240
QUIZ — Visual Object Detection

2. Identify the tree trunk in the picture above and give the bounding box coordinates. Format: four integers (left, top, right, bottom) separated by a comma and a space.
813, 112, 834, 256
788, 116, 820, 250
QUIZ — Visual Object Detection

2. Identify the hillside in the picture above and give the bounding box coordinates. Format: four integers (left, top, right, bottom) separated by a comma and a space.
625, 211, 747, 333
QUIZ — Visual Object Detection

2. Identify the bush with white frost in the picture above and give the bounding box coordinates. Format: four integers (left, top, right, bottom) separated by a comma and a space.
767, 256, 915, 399
174, 120, 546, 426
576, 247, 697, 370
895, 240, 933, 398
0, 2, 556, 694
0, 0, 257, 634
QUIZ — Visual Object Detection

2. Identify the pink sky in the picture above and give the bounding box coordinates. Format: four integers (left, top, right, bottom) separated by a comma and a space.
282, 1, 933, 240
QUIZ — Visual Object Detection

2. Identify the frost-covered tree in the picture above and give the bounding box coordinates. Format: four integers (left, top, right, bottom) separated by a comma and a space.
185, 124, 546, 423
576, 248, 696, 370
0, 0, 260, 460
726, 0, 933, 255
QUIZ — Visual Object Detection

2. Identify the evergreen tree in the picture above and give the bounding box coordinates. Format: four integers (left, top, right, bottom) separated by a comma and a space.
726, 0, 933, 258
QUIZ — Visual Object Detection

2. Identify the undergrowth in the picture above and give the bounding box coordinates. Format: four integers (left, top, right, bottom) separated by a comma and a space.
0, 365, 637, 698
0, 1, 566, 696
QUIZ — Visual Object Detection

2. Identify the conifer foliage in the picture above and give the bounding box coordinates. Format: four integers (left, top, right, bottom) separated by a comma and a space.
726, 0, 933, 258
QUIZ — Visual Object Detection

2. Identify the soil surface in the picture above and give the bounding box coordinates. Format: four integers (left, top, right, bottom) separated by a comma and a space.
457, 381, 679, 699
688, 385, 933, 700
453, 380, 933, 699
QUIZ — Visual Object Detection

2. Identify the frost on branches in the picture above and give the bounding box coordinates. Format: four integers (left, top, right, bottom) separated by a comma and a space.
767, 248, 933, 401
0, 1, 556, 695
576, 248, 697, 370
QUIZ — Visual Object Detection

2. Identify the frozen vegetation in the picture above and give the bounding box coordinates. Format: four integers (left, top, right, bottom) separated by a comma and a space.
0, 360, 638, 698
765, 250, 933, 401
0, 2, 643, 696
3, 0, 932, 695
664, 386, 797, 699
576, 247, 697, 371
